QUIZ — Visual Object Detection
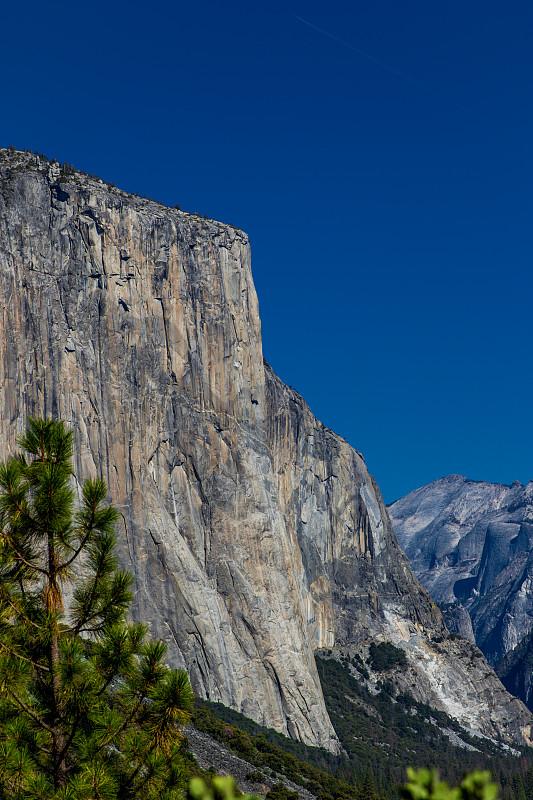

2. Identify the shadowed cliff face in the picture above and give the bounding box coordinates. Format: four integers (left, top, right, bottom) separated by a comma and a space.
1, 150, 531, 749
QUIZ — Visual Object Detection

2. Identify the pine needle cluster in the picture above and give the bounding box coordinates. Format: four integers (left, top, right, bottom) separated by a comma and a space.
0, 418, 194, 799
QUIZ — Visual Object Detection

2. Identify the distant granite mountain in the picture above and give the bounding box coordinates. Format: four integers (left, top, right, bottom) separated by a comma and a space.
389, 475, 533, 671
1, 147, 531, 749
495, 628, 533, 713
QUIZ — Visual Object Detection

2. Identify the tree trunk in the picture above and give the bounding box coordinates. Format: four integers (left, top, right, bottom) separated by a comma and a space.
47, 533, 67, 789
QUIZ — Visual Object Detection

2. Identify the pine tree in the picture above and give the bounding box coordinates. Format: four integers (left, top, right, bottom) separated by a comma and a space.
0, 418, 194, 799
358, 773, 378, 800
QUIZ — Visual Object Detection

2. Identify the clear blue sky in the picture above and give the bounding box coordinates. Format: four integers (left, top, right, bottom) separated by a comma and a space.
2, 0, 532, 502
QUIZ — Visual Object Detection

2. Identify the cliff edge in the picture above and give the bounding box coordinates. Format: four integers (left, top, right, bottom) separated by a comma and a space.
0, 148, 530, 749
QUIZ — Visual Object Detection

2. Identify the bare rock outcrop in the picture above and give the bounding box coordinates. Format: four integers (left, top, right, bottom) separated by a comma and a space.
389, 475, 533, 664
1, 148, 531, 749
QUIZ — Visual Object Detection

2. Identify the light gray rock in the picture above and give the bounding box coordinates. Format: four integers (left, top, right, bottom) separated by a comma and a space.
389, 475, 533, 665
439, 603, 476, 643
1, 148, 531, 749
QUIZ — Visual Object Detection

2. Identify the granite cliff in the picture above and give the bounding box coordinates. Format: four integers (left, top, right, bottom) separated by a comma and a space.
389, 475, 533, 665
496, 628, 533, 713
0, 148, 531, 749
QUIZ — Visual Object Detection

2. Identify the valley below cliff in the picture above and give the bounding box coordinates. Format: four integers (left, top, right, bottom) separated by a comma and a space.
0, 147, 531, 753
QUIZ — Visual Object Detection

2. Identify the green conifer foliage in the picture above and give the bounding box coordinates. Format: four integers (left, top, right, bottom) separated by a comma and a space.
401, 768, 499, 800
0, 418, 194, 799
188, 775, 258, 800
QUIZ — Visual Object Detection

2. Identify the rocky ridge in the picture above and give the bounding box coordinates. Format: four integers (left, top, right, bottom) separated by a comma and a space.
0, 147, 531, 749
185, 727, 314, 800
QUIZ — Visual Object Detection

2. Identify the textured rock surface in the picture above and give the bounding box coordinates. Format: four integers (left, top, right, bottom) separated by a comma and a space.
496, 629, 533, 713
438, 603, 476, 643
185, 727, 314, 800
1, 149, 531, 748
389, 475, 533, 664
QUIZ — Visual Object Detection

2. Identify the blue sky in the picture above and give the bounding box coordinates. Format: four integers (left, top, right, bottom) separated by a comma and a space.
2, 0, 532, 502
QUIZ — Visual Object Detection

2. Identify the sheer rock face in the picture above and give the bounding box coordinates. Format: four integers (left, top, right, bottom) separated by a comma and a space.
496, 628, 533, 714
264, 368, 444, 648
389, 475, 533, 665
439, 603, 476, 643
1, 151, 531, 749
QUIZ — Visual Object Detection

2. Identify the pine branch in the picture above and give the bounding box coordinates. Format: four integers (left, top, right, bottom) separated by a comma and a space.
26, 743, 53, 771
3, 594, 43, 631
60, 485, 101, 572
122, 741, 159, 797
8, 688, 54, 734
70, 581, 129, 636
56, 710, 81, 769
93, 695, 145, 753
1, 529, 47, 576
0, 641, 50, 671
60, 528, 93, 570
1, 472, 49, 537
68, 562, 103, 636
96, 667, 122, 698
